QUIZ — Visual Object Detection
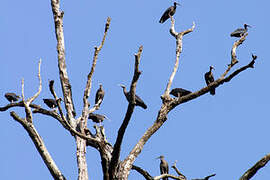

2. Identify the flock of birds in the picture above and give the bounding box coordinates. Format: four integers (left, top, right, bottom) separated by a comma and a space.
3, 2, 250, 126
2, 2, 252, 179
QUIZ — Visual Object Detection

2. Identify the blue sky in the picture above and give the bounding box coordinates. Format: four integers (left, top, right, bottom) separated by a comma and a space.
1, 0, 270, 179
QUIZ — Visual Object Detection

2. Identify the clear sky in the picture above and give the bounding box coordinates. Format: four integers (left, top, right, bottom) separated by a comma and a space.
1, 0, 270, 180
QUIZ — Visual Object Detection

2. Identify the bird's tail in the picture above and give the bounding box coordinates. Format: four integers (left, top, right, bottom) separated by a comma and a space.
210, 88, 215, 95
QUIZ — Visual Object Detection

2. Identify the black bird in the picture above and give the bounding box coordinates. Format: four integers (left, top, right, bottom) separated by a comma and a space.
5, 93, 20, 103
192, 173, 216, 180
95, 83, 105, 106
159, 2, 180, 23
88, 113, 107, 123
204, 66, 215, 95
119, 84, 147, 109
230, 24, 251, 37
43, 99, 57, 109
170, 88, 192, 97
157, 155, 169, 180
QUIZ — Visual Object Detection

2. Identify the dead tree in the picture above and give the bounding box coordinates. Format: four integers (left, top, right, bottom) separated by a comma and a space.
1, 1, 268, 180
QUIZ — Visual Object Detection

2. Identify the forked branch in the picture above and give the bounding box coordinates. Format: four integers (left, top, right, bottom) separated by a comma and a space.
163, 16, 195, 98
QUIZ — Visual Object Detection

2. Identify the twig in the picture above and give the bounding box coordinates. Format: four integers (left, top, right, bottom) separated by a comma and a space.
172, 161, 187, 180
239, 153, 270, 180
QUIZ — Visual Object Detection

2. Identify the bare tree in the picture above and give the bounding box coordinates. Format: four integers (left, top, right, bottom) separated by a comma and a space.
1, 1, 268, 180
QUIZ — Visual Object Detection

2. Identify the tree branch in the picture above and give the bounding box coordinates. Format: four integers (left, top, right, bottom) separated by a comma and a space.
222, 33, 248, 78
51, 0, 76, 126
172, 161, 187, 180
163, 17, 195, 99
122, 19, 195, 176
109, 46, 143, 178
132, 165, 153, 180
172, 54, 257, 107
81, 17, 111, 126
10, 111, 66, 180
239, 153, 270, 180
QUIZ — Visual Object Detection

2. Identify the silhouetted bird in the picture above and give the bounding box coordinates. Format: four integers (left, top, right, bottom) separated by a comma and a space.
88, 113, 107, 123
43, 99, 57, 109
170, 88, 192, 97
119, 84, 147, 109
204, 66, 215, 95
157, 155, 169, 180
5, 93, 20, 103
192, 173, 216, 180
159, 2, 180, 23
95, 83, 105, 106
230, 24, 251, 37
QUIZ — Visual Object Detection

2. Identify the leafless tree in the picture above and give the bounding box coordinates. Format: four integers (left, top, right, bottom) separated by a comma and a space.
1, 1, 269, 180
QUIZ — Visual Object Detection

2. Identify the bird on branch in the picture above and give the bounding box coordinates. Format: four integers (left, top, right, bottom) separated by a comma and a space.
95, 83, 105, 107
43, 99, 58, 109
157, 155, 169, 180
119, 84, 147, 109
204, 66, 215, 95
88, 113, 108, 124
159, 2, 180, 23
170, 88, 192, 97
230, 24, 251, 37
5, 93, 20, 103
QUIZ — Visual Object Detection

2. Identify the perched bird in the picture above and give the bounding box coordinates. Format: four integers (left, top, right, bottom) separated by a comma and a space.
88, 113, 107, 123
43, 99, 57, 109
4, 93, 20, 103
204, 66, 215, 95
230, 24, 251, 37
192, 173, 216, 180
95, 83, 105, 106
119, 84, 147, 109
157, 155, 169, 180
159, 2, 180, 23
170, 88, 192, 97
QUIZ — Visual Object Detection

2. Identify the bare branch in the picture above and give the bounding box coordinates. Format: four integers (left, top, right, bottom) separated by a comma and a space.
132, 165, 153, 180
154, 174, 184, 180
222, 34, 248, 79
109, 46, 143, 177
163, 20, 195, 99
28, 59, 42, 104
82, 17, 111, 124
0, 102, 40, 111
10, 111, 67, 180
172, 161, 187, 180
173, 54, 257, 107
49, 80, 67, 123
51, 0, 76, 126
239, 153, 270, 180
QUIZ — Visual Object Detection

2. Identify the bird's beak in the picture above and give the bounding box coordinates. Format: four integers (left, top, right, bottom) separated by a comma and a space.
247, 24, 252, 28
118, 84, 124, 88
176, 2, 180, 6
155, 156, 161, 159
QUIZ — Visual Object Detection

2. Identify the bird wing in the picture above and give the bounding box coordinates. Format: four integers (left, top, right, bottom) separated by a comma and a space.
159, 7, 171, 23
